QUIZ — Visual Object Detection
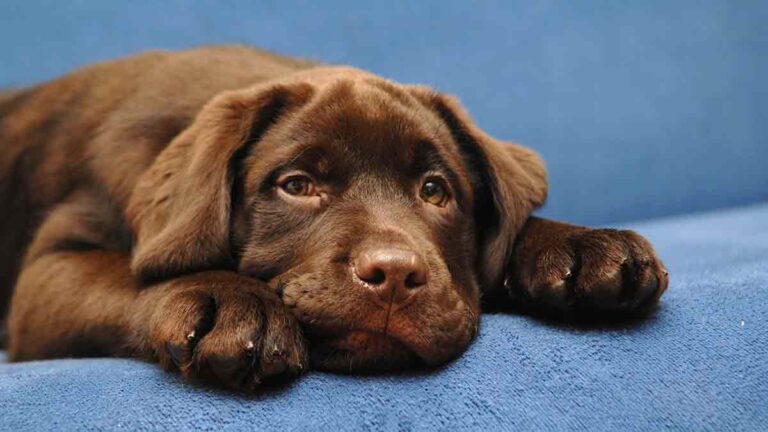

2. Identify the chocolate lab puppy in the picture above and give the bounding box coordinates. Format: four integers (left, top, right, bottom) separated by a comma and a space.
0, 46, 667, 389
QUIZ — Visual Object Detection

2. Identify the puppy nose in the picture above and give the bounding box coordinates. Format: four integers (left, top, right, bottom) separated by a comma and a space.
354, 248, 428, 305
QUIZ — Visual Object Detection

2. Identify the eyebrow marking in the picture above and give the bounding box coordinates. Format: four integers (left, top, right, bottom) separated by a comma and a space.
259, 145, 316, 193
269, 145, 336, 184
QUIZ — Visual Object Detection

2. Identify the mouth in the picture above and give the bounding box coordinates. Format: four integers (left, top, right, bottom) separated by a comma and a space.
274, 270, 474, 372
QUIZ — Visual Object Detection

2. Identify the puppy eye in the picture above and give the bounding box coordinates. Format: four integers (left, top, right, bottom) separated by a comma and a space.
420, 178, 449, 207
280, 175, 316, 196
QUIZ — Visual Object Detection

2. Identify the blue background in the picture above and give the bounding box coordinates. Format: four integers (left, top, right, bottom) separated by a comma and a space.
1, 0, 766, 224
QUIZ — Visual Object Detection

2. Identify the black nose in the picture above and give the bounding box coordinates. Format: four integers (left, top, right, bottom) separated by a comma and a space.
353, 248, 428, 305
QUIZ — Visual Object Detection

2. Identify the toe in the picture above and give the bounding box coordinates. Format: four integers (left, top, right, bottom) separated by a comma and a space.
580, 265, 625, 310
256, 305, 308, 381
153, 292, 215, 370
629, 260, 659, 308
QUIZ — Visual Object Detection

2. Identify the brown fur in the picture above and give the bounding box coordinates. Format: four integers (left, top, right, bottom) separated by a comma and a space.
0, 46, 667, 390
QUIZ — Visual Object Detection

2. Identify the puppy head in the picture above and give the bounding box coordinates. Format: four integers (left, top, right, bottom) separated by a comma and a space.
128, 68, 547, 371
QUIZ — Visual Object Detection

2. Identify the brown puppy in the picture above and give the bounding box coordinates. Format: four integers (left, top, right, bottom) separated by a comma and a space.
0, 46, 667, 390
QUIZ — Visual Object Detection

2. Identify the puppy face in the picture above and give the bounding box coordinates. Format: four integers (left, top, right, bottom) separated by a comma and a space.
233, 80, 480, 369
128, 68, 547, 372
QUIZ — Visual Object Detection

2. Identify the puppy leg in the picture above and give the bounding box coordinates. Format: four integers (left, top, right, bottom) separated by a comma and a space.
7, 193, 307, 390
7, 191, 138, 360
8, 250, 139, 359
503, 217, 669, 315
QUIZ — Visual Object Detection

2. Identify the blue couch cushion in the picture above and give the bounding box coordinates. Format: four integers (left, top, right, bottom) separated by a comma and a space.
1, 203, 766, 430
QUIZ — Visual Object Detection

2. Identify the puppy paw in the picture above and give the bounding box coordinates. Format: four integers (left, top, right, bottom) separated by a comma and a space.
134, 273, 308, 391
508, 227, 669, 314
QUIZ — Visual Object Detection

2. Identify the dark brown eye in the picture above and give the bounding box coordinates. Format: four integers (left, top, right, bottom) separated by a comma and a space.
420, 178, 449, 207
280, 175, 316, 196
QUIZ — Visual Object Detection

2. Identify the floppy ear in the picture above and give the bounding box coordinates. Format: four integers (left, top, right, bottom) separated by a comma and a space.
127, 82, 314, 282
409, 88, 548, 290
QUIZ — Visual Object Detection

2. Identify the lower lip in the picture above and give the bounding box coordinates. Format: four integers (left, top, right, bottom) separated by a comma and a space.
330, 329, 410, 352
343, 330, 396, 343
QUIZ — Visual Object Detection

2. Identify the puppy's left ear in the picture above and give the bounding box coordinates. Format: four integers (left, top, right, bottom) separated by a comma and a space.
409, 89, 548, 290
127, 82, 315, 282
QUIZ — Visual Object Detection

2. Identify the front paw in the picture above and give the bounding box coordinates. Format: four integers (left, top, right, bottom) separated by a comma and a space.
509, 228, 668, 313
132, 273, 308, 391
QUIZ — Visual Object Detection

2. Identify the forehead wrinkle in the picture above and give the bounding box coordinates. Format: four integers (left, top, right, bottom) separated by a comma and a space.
308, 101, 423, 168
362, 78, 421, 110
306, 78, 430, 138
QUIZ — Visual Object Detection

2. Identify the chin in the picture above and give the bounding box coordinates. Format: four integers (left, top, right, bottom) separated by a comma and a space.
308, 331, 423, 373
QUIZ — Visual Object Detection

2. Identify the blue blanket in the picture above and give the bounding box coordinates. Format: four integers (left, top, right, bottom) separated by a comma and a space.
1, 203, 766, 431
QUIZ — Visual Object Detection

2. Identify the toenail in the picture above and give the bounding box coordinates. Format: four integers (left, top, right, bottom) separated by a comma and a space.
503, 274, 513, 290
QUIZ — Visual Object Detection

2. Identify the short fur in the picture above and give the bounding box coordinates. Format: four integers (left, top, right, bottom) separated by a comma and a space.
0, 46, 667, 390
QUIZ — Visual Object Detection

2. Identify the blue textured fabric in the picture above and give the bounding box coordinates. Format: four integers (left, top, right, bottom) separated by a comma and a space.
2, 204, 766, 431
1, 1, 767, 225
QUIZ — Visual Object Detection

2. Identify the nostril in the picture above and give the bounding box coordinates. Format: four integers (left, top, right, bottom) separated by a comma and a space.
404, 271, 425, 289
364, 268, 386, 285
